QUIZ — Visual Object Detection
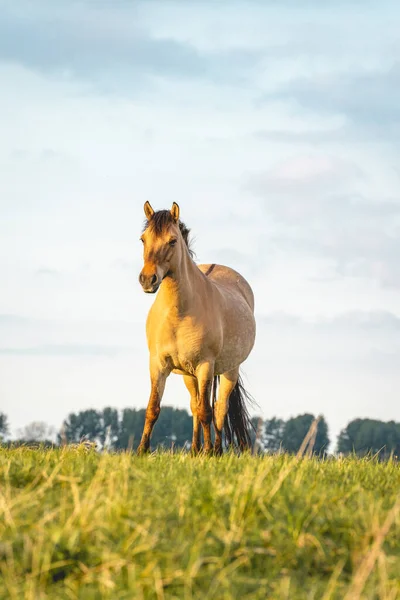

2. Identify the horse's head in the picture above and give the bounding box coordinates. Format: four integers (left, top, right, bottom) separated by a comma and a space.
139, 201, 187, 293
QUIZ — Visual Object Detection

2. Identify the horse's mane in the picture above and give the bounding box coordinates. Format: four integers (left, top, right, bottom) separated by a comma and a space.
143, 210, 195, 259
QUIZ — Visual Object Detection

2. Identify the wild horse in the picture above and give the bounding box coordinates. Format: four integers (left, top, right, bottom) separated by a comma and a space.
137, 202, 256, 454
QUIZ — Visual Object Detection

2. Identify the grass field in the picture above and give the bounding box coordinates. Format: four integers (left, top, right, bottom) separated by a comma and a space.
0, 447, 400, 599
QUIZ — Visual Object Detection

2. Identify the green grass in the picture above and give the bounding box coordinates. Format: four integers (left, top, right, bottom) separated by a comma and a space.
1, 447, 400, 599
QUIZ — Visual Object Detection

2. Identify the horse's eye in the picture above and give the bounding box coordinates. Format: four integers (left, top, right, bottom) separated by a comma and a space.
169, 239, 177, 246
140, 238, 144, 244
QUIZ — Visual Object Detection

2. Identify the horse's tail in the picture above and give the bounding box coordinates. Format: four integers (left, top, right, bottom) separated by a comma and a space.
212, 373, 256, 452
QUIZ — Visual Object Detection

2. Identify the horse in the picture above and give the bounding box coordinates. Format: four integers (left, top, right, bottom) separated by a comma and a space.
137, 201, 256, 455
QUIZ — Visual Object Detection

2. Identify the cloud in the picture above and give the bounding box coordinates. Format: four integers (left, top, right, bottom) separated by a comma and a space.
111, 258, 141, 273
0, 3, 261, 90
252, 127, 350, 145
0, 313, 145, 358
207, 247, 264, 276
258, 309, 400, 332
331, 310, 400, 331
254, 310, 400, 384
268, 63, 400, 142
35, 268, 61, 278
247, 154, 362, 199
366, 348, 400, 370
0, 314, 33, 325
0, 344, 134, 357
246, 154, 400, 288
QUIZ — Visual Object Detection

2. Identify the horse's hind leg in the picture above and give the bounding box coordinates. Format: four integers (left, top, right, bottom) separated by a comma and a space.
214, 368, 239, 456
183, 375, 201, 454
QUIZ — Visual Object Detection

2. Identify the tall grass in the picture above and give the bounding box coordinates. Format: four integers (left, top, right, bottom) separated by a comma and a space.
0, 447, 399, 599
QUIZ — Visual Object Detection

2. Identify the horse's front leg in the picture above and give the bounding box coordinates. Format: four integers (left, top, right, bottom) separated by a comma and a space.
183, 375, 201, 454
196, 362, 214, 454
137, 362, 169, 455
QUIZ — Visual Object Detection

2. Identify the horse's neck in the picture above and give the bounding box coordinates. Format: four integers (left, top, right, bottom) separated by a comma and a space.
159, 253, 204, 315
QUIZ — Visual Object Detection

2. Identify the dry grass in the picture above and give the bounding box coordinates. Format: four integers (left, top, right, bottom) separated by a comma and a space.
1, 446, 400, 599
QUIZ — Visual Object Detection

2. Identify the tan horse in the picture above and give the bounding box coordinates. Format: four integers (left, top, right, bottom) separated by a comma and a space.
137, 201, 256, 455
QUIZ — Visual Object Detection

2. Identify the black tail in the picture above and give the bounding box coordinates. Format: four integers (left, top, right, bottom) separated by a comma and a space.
212, 373, 256, 452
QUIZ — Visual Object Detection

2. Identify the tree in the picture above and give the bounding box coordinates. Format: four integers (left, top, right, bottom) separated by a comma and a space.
151, 407, 193, 449
99, 408, 120, 449
338, 419, 400, 458
282, 413, 329, 455
116, 408, 145, 450
17, 421, 55, 442
263, 417, 285, 453
59, 406, 193, 450
116, 407, 193, 450
0, 412, 9, 441
60, 409, 103, 445
249, 416, 264, 452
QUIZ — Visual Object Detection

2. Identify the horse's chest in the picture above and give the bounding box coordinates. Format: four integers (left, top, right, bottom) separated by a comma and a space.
154, 321, 209, 373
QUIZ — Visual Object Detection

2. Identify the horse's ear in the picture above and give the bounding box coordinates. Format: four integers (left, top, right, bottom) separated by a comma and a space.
170, 202, 180, 222
144, 201, 155, 221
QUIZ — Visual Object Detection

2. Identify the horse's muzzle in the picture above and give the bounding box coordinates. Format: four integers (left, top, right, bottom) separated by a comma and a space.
139, 272, 160, 294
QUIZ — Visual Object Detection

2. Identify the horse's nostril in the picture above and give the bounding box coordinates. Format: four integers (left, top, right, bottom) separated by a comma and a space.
151, 274, 157, 285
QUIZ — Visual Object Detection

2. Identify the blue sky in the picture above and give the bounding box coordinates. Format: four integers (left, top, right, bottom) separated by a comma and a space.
1, 0, 399, 447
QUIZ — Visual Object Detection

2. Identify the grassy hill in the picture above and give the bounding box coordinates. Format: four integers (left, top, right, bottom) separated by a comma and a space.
0, 447, 399, 599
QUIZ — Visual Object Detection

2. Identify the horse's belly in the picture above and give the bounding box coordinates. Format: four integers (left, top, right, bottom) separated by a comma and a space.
214, 340, 254, 374
215, 314, 256, 375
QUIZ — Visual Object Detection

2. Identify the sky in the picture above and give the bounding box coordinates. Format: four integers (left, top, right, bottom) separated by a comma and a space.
1, 0, 399, 449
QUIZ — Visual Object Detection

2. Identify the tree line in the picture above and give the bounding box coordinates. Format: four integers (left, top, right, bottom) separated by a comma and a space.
1, 409, 400, 458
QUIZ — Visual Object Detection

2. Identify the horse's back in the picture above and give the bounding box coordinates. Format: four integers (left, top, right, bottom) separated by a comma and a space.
198, 263, 255, 312
197, 263, 255, 374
